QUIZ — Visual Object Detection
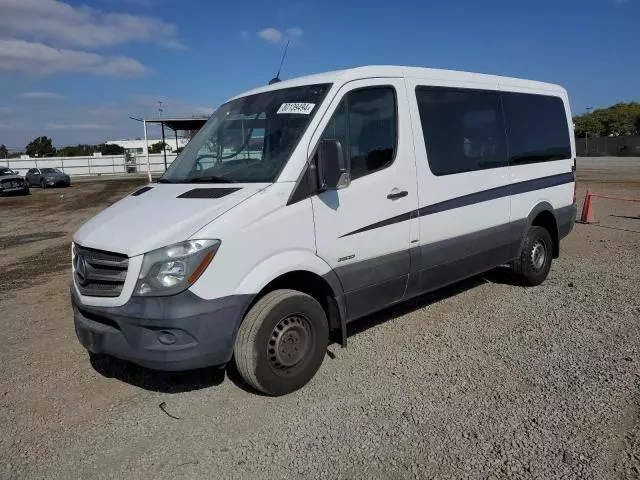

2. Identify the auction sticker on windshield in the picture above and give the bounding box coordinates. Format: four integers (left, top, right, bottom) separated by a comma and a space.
277, 103, 315, 115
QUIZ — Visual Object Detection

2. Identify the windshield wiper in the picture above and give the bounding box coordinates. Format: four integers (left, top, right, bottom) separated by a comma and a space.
156, 178, 173, 183
183, 175, 236, 184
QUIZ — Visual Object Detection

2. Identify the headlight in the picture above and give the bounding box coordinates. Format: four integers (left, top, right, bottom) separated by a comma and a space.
134, 239, 220, 296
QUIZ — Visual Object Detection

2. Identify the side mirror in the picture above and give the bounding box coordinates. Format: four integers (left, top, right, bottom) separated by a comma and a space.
316, 139, 350, 191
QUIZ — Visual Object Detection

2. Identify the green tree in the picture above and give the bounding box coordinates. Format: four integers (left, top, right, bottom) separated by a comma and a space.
100, 143, 125, 155
149, 141, 167, 154
25, 136, 56, 157
57, 144, 97, 157
0, 144, 8, 158
574, 102, 640, 137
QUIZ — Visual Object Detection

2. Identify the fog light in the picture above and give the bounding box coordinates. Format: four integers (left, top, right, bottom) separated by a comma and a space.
157, 330, 177, 345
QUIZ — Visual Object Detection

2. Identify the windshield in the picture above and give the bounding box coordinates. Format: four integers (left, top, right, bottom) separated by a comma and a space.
0, 168, 15, 176
160, 83, 331, 184
41, 168, 62, 174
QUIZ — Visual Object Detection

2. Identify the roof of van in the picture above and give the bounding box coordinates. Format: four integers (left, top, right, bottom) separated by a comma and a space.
230, 65, 566, 101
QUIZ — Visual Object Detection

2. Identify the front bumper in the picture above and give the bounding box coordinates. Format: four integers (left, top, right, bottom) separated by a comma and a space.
0, 187, 26, 194
46, 178, 70, 186
0, 181, 27, 194
71, 287, 252, 371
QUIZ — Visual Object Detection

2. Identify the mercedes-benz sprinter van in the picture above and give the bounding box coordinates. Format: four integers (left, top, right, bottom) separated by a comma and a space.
71, 66, 577, 395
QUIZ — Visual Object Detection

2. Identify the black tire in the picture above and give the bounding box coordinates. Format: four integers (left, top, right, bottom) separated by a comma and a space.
234, 289, 329, 396
22, 186, 30, 195
512, 226, 553, 286
40, 179, 46, 189
24, 179, 30, 188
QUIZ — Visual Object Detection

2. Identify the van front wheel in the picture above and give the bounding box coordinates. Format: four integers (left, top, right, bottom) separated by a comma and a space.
234, 289, 329, 396
512, 225, 553, 286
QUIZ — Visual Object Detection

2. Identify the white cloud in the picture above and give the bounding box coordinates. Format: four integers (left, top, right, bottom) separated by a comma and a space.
1, 94, 214, 147
19, 91, 65, 100
258, 27, 304, 44
0, 0, 184, 49
45, 123, 115, 130
192, 106, 214, 116
286, 27, 304, 39
159, 39, 187, 50
0, 40, 147, 77
258, 28, 283, 44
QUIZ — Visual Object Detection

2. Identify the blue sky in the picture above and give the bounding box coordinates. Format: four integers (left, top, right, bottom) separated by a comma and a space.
0, 0, 638, 149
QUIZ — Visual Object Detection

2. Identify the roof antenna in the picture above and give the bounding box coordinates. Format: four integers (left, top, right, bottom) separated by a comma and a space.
269, 39, 290, 85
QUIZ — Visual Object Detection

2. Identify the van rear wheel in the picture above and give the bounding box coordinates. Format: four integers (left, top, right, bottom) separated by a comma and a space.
512, 226, 553, 286
234, 289, 329, 396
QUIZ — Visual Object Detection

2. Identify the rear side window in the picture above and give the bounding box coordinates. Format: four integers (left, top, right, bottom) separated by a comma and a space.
502, 92, 571, 164
415, 86, 507, 176
320, 87, 397, 180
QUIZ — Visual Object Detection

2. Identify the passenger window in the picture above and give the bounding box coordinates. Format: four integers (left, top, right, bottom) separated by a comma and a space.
502, 92, 571, 164
320, 87, 397, 180
415, 86, 507, 176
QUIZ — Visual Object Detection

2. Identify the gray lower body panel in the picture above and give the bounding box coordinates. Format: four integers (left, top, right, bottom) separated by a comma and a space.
338, 223, 517, 322
337, 205, 579, 322
333, 250, 409, 320
71, 286, 253, 371
557, 204, 577, 239
407, 223, 516, 301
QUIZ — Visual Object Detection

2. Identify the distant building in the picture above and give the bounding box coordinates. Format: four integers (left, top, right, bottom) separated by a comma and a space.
105, 138, 189, 155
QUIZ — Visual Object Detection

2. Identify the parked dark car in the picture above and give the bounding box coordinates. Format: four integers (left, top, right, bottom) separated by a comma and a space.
25, 168, 71, 188
0, 167, 29, 196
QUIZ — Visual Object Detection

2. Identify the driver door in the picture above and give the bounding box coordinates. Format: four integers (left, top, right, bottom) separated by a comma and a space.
310, 79, 418, 321
31, 169, 41, 184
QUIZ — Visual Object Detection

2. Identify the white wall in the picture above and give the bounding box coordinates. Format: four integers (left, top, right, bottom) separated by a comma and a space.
2, 154, 178, 176
105, 138, 189, 155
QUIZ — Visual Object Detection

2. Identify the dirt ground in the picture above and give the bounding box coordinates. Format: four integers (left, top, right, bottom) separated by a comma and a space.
0, 159, 639, 479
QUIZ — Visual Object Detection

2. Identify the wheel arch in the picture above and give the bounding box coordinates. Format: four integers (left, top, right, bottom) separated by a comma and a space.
523, 202, 560, 258
235, 251, 347, 346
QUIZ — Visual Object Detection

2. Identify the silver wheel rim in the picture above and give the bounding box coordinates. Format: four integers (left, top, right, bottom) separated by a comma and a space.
531, 240, 546, 270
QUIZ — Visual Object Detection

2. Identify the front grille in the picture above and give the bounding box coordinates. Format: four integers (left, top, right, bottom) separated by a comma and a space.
1, 178, 23, 187
74, 245, 129, 297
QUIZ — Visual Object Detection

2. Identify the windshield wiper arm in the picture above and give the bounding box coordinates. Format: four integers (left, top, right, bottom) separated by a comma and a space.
156, 178, 173, 183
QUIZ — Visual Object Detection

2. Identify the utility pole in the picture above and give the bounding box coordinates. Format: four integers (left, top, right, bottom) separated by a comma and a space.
158, 100, 167, 171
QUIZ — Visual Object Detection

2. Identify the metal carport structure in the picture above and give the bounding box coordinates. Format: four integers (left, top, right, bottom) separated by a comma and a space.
131, 117, 209, 181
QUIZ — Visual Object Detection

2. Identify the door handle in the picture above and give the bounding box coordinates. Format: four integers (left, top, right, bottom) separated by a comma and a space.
387, 189, 408, 200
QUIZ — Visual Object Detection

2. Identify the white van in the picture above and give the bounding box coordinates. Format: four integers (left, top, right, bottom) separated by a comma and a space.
71, 66, 576, 395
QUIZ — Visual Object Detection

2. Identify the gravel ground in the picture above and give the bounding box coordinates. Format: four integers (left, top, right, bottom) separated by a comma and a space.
0, 158, 639, 479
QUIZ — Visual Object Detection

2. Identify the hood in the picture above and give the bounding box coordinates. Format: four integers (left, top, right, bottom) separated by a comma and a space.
74, 183, 267, 256
0, 174, 23, 181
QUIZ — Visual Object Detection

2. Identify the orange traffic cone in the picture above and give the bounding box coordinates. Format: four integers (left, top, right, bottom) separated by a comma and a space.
580, 191, 595, 223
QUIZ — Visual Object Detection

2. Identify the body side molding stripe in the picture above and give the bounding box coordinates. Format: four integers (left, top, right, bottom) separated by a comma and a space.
340, 172, 574, 238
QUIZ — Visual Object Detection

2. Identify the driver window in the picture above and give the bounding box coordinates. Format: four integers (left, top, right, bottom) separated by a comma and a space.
319, 86, 397, 180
